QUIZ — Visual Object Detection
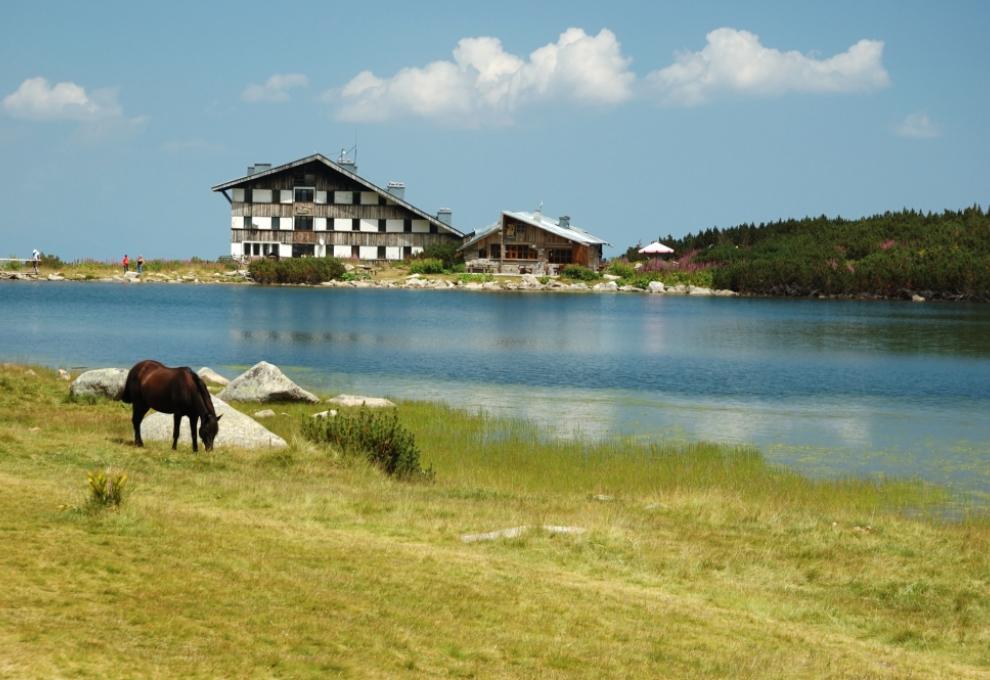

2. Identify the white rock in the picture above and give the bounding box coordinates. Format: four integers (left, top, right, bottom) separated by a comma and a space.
404, 277, 427, 288
687, 285, 713, 296
69, 368, 128, 400
253, 409, 276, 418
619, 285, 639, 292
603, 274, 621, 281
197, 367, 230, 386
57, 368, 71, 381
668, 284, 688, 295
326, 394, 396, 408
312, 409, 338, 419
593, 281, 619, 291
218, 361, 319, 403
141, 396, 287, 449
464, 282, 483, 290
911, 294, 926, 303
47, 273, 65, 281
713, 289, 738, 297
482, 281, 500, 290
647, 280, 666, 294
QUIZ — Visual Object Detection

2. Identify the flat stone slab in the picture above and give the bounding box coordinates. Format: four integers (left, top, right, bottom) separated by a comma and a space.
197, 366, 230, 386
326, 394, 396, 408
69, 368, 128, 400
141, 396, 287, 449
461, 525, 586, 543
218, 361, 318, 403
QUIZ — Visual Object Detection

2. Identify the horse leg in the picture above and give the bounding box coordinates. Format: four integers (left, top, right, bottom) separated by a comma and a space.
172, 414, 182, 450
190, 414, 199, 453
131, 402, 149, 447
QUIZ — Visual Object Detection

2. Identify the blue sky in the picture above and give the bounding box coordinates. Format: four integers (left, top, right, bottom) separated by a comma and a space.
1, 0, 988, 260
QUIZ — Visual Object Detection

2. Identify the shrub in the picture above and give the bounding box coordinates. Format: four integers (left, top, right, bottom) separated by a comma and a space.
607, 261, 636, 279
408, 258, 445, 275
302, 407, 430, 479
248, 257, 345, 284
422, 242, 462, 270
560, 264, 601, 281
87, 468, 128, 509
456, 273, 494, 284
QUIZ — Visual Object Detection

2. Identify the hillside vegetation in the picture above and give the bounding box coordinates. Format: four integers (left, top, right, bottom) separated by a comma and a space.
666, 206, 990, 300
0, 365, 988, 677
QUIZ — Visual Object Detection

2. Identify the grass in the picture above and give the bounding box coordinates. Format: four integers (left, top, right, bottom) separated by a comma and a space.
0, 364, 988, 678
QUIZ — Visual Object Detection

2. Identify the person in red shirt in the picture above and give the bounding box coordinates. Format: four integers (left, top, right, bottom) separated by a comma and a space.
122, 254, 129, 272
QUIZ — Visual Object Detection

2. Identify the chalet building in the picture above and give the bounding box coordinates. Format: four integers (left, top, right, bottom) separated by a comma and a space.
212, 152, 462, 261
460, 210, 609, 274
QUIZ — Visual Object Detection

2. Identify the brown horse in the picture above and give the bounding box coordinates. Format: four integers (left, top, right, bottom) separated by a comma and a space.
122, 359, 221, 452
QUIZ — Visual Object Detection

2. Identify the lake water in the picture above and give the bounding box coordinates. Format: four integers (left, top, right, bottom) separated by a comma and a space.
3, 282, 989, 499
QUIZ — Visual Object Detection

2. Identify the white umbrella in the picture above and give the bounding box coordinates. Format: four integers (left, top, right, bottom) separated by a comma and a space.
638, 241, 674, 255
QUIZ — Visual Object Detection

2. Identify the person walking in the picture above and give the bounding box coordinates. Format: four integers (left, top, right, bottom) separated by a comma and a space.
31, 248, 40, 274
122, 254, 129, 273
136, 255, 144, 274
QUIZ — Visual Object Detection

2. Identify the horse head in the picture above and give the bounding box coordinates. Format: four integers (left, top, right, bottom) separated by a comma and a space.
200, 414, 222, 451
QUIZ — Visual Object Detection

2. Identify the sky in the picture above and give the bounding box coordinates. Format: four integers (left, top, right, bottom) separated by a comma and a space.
1, 0, 988, 260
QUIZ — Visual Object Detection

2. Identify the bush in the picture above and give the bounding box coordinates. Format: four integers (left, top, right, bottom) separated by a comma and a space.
248, 257, 345, 284
607, 262, 636, 279
560, 264, 601, 281
408, 258, 445, 275
87, 468, 128, 509
422, 242, 462, 270
456, 273, 494, 284
302, 407, 431, 479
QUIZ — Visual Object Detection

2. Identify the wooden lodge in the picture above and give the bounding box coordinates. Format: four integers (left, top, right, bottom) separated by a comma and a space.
460, 210, 609, 275
212, 152, 462, 261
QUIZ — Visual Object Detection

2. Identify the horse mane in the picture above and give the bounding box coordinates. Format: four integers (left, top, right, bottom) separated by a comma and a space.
188, 370, 217, 419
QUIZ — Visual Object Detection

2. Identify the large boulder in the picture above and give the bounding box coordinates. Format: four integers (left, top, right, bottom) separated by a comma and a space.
218, 361, 318, 403
197, 366, 230, 386
69, 368, 128, 400
647, 280, 665, 294
141, 396, 287, 449
326, 394, 396, 408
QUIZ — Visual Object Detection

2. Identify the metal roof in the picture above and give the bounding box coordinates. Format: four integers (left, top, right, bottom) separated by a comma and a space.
211, 153, 463, 236
461, 211, 610, 249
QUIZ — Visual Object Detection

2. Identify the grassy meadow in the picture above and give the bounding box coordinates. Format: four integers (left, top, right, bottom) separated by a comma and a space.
0, 364, 988, 678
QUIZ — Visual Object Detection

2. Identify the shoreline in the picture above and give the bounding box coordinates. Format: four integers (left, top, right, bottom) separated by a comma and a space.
0, 269, 951, 301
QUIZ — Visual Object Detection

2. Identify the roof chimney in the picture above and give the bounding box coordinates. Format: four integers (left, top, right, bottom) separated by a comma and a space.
386, 181, 406, 200
247, 165, 255, 176
558, 215, 570, 228
437, 208, 452, 227
246, 163, 271, 176
337, 148, 358, 174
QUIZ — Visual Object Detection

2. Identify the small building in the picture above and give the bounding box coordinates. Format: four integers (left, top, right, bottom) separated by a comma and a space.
212, 152, 462, 261
460, 210, 609, 274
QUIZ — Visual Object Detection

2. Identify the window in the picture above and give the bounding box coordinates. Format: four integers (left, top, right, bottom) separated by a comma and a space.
478, 247, 487, 259
352, 191, 360, 204
351, 245, 360, 258
292, 244, 315, 258
377, 246, 386, 259
505, 244, 536, 260
243, 216, 253, 229
272, 216, 280, 231
294, 187, 314, 202
378, 219, 386, 233
490, 244, 501, 259
244, 188, 253, 203
548, 248, 571, 264
403, 246, 412, 258
351, 218, 359, 231
430, 223, 438, 234
403, 219, 412, 233
295, 217, 313, 231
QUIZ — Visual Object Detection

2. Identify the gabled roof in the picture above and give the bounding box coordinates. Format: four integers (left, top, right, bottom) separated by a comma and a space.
461, 210, 610, 250
211, 153, 462, 236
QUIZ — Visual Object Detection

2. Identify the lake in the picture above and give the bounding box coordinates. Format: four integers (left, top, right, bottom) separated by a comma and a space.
3, 281, 989, 499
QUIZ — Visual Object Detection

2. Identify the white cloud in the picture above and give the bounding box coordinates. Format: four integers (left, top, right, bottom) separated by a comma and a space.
329, 28, 634, 125
241, 73, 309, 103
895, 112, 940, 139
2, 77, 123, 120
647, 28, 890, 106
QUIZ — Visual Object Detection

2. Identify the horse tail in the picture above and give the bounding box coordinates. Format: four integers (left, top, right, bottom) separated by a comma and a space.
121, 365, 139, 404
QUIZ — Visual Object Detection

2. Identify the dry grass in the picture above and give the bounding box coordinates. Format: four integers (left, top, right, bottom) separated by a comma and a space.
0, 365, 987, 678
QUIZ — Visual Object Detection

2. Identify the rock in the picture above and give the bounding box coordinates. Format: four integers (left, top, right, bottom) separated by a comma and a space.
326, 394, 396, 408
482, 281, 500, 290
520, 274, 540, 287
47, 273, 64, 281
619, 285, 640, 292
312, 409, 338, 419
591, 494, 615, 502
713, 289, 738, 297
57, 368, 71, 381
253, 409, 276, 418
464, 282, 483, 291
593, 281, 618, 291
404, 277, 427, 288
647, 280, 666, 294
461, 525, 586, 543
124, 271, 140, 279
911, 294, 926, 303
687, 285, 713, 296
69, 368, 128, 400
603, 274, 621, 281
24, 369, 36, 376
217, 361, 319, 403
668, 284, 688, 295
197, 366, 230, 386
141, 396, 287, 449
